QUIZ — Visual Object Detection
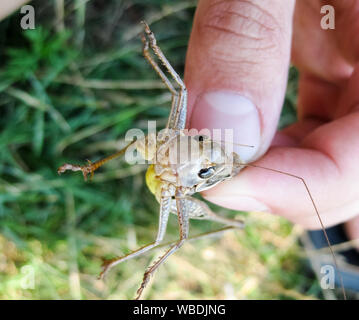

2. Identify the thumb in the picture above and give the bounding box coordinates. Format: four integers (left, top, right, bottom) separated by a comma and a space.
185, 0, 295, 162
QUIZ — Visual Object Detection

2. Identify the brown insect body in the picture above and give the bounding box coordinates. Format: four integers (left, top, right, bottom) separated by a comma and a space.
57, 21, 346, 300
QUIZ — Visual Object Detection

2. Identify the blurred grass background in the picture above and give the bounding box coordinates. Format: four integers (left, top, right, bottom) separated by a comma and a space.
0, 0, 322, 300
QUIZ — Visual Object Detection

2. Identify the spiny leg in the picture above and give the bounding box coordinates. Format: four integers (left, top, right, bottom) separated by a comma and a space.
57, 141, 134, 180
141, 21, 185, 91
167, 90, 181, 129
135, 195, 189, 300
141, 30, 182, 130
141, 32, 177, 96
141, 21, 187, 130
99, 196, 171, 279
171, 87, 187, 131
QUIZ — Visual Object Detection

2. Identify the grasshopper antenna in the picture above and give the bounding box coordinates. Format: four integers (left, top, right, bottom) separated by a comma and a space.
240, 163, 347, 300
213, 140, 255, 148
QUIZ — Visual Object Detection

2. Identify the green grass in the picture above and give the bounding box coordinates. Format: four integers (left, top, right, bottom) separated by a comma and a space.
0, 0, 320, 299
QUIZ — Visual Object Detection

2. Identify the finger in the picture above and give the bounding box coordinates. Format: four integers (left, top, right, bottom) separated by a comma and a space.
296, 64, 359, 120
292, 0, 353, 83
0, 0, 30, 21
202, 109, 359, 229
344, 215, 359, 251
329, 0, 359, 65
271, 118, 324, 148
337, 64, 359, 116
297, 73, 342, 121
185, 0, 295, 162
276, 68, 359, 147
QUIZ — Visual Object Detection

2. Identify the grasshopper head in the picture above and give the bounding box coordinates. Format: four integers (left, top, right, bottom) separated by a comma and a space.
171, 135, 244, 192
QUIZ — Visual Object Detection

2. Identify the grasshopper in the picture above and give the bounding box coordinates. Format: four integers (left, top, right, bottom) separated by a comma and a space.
57, 21, 346, 300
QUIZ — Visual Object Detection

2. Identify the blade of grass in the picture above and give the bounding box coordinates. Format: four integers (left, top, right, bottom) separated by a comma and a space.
5, 87, 70, 132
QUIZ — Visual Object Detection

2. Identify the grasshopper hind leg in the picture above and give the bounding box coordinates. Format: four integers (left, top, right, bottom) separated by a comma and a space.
141, 21, 187, 130
98, 197, 171, 280
134, 196, 243, 299
135, 196, 189, 300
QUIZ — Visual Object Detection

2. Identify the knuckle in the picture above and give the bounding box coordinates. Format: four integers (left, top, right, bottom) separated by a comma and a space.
196, 0, 285, 66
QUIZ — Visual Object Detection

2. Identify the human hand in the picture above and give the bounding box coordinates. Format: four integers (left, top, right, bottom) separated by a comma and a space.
185, 0, 359, 234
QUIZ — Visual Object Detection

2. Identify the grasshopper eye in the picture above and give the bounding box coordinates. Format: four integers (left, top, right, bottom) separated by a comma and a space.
194, 135, 209, 142
198, 166, 216, 179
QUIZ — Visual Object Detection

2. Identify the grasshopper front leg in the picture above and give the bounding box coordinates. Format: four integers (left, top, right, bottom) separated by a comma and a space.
57, 141, 134, 180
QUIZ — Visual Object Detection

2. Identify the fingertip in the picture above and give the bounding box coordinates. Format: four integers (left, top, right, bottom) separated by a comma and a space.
201, 145, 344, 228
203, 193, 271, 213
189, 91, 261, 162
185, 0, 295, 161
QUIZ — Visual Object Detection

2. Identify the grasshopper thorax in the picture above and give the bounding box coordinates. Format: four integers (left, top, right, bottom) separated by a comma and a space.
142, 131, 243, 201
